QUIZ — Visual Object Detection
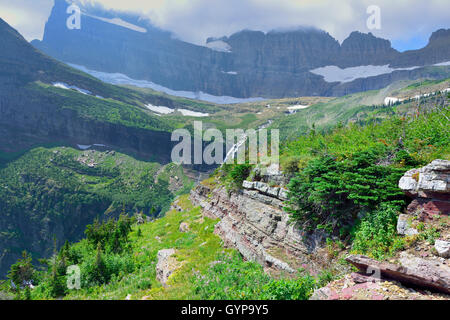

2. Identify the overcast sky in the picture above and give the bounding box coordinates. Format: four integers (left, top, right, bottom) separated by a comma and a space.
0, 0, 449, 51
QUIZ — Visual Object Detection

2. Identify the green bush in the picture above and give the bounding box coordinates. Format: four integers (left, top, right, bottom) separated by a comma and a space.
85, 214, 133, 254
7, 251, 36, 290
192, 252, 329, 300
219, 164, 253, 191
23, 216, 137, 299
280, 156, 301, 174
286, 148, 407, 235
351, 204, 405, 259
229, 164, 252, 186
260, 277, 316, 300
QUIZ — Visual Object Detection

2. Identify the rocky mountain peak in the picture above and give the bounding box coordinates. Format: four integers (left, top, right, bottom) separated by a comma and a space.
31, 1, 450, 98
428, 28, 450, 44
339, 31, 398, 67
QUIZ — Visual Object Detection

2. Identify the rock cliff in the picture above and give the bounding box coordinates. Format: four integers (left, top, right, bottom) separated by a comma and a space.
189, 179, 333, 275
0, 17, 176, 162
190, 159, 450, 299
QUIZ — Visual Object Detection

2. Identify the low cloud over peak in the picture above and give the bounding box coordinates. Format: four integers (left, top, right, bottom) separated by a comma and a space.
0, 0, 449, 51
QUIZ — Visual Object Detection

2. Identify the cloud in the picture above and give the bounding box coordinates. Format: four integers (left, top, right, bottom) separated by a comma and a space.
0, 0, 448, 50
0, 0, 53, 41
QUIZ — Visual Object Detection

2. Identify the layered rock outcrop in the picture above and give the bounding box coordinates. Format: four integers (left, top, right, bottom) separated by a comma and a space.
399, 159, 450, 219
311, 253, 450, 299
190, 180, 331, 274
346, 254, 450, 294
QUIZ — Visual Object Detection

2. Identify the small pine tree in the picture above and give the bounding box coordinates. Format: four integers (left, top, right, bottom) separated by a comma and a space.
7, 251, 35, 291
23, 286, 31, 300
94, 242, 106, 284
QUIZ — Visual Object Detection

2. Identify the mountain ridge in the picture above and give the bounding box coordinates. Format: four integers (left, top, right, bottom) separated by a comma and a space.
30, 0, 450, 99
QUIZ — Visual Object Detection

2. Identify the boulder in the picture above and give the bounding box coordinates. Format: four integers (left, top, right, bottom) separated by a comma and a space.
278, 189, 289, 201
434, 240, 450, 258
266, 186, 280, 198
399, 160, 450, 218
396, 214, 418, 236
254, 181, 269, 194
156, 249, 183, 287
242, 180, 255, 189
399, 159, 449, 195
243, 180, 288, 201
346, 254, 450, 294
179, 222, 190, 233
136, 213, 145, 225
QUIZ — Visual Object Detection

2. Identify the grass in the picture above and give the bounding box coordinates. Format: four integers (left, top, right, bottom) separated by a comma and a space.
33, 82, 175, 132
64, 194, 227, 300
50, 195, 330, 300
271, 77, 450, 141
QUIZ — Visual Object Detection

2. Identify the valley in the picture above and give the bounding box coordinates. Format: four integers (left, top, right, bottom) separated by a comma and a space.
0, 1, 448, 302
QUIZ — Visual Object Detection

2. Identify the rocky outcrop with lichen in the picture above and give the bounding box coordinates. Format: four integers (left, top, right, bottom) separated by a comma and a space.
397, 160, 450, 239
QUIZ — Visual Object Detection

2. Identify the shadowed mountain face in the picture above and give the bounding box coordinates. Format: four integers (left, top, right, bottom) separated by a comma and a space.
0, 17, 204, 278
0, 16, 179, 163
31, 0, 450, 99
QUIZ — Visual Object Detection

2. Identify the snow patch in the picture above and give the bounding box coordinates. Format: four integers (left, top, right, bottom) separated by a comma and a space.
53, 82, 92, 95
68, 64, 264, 105
77, 144, 92, 150
311, 60, 450, 84
145, 104, 209, 117
434, 61, 450, 67
287, 105, 310, 111
222, 71, 238, 75
145, 104, 175, 114
385, 86, 450, 106
205, 40, 232, 52
384, 97, 404, 105
84, 13, 147, 33
310, 65, 420, 83
77, 144, 107, 150
178, 109, 209, 117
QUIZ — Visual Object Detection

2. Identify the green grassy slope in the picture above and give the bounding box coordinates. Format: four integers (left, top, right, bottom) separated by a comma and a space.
4, 195, 330, 300
270, 78, 450, 141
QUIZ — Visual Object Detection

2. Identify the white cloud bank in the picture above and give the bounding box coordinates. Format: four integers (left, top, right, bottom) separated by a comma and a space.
0, 0, 449, 49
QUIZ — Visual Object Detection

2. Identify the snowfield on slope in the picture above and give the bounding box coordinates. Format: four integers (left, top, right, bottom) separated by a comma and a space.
68, 64, 265, 105
310, 61, 450, 83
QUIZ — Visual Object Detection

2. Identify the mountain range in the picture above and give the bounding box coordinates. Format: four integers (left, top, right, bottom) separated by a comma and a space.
31, 0, 450, 100
0, 15, 206, 161
0, 16, 202, 277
